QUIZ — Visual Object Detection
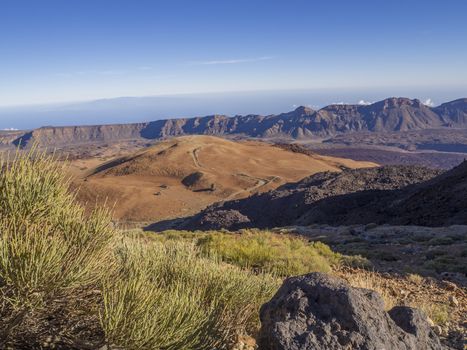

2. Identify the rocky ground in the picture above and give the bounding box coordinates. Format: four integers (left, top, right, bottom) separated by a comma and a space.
259, 272, 465, 350
251, 224, 467, 349
275, 225, 467, 284
309, 144, 467, 169
335, 267, 466, 350
234, 268, 466, 350
180, 160, 467, 230
323, 128, 467, 153
181, 165, 441, 230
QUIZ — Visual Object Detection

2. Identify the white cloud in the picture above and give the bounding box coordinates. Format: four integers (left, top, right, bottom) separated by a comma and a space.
423, 98, 435, 107
191, 56, 273, 65
1, 128, 18, 131
358, 99, 372, 105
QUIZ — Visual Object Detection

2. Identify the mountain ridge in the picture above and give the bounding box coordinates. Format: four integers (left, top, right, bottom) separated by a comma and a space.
5, 97, 467, 147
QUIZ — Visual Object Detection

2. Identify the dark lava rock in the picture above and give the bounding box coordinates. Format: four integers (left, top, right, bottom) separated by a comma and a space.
194, 209, 250, 230
388, 306, 442, 346
183, 165, 441, 230
258, 273, 445, 350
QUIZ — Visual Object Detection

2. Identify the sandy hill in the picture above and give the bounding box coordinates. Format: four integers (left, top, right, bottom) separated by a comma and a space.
73, 135, 376, 223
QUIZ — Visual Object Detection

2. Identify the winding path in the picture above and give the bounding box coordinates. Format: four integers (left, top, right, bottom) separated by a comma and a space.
225, 174, 279, 200
191, 147, 202, 167
189, 146, 279, 201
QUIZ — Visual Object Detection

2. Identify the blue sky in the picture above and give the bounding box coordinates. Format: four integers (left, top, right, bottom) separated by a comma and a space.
0, 0, 466, 112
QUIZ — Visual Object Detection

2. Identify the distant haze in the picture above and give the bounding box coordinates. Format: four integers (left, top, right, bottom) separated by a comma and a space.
2, 88, 465, 130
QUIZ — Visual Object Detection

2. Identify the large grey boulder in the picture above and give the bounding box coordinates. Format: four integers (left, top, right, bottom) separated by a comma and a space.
258, 272, 445, 350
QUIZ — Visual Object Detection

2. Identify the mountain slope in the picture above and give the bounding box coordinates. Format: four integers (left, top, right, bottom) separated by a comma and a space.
295, 160, 467, 227
434, 98, 467, 125
73, 135, 376, 222
10, 97, 467, 147
392, 160, 467, 225
181, 165, 441, 230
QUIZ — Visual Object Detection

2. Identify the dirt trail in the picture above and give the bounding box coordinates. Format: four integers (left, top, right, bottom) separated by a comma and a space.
191, 147, 202, 167
225, 174, 279, 200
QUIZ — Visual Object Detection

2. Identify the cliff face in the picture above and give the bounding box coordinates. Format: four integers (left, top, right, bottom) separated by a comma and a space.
0, 130, 26, 145
10, 97, 467, 147
434, 98, 467, 125
13, 123, 147, 147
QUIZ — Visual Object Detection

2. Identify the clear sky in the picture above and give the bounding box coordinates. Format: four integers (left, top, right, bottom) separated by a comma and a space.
1, 0, 467, 108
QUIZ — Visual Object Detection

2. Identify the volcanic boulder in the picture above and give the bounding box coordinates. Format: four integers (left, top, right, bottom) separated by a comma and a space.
194, 209, 250, 230
258, 273, 444, 350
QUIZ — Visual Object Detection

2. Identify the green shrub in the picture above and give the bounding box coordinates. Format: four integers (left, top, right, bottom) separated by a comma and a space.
0, 149, 114, 338
132, 228, 369, 276
198, 230, 370, 276
428, 236, 454, 246
424, 255, 467, 274
164, 229, 339, 275
101, 239, 278, 349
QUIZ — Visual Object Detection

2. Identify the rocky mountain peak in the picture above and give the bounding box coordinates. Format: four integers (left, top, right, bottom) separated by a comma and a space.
376, 97, 421, 109
293, 106, 315, 115
437, 98, 467, 108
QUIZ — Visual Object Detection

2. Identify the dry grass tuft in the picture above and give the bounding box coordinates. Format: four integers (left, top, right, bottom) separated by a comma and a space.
101, 239, 278, 349
0, 148, 115, 346
340, 269, 398, 310
136, 228, 368, 277
336, 267, 463, 329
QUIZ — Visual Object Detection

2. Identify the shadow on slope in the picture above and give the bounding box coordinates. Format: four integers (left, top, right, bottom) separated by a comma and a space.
171, 165, 443, 231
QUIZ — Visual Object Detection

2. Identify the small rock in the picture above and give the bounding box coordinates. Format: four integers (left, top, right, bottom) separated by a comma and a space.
400, 289, 409, 297
433, 325, 443, 336
442, 280, 458, 291
240, 335, 256, 347
448, 295, 459, 307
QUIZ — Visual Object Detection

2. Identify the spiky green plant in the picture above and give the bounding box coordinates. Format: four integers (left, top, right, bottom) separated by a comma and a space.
0, 148, 115, 342
101, 239, 278, 350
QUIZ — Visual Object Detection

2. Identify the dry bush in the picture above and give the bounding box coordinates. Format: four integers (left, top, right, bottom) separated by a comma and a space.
341, 270, 397, 310
338, 268, 455, 326
101, 239, 279, 349
0, 148, 115, 344
143, 228, 367, 276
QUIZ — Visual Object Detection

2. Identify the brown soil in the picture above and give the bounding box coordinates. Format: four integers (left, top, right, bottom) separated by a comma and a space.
70, 135, 376, 223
